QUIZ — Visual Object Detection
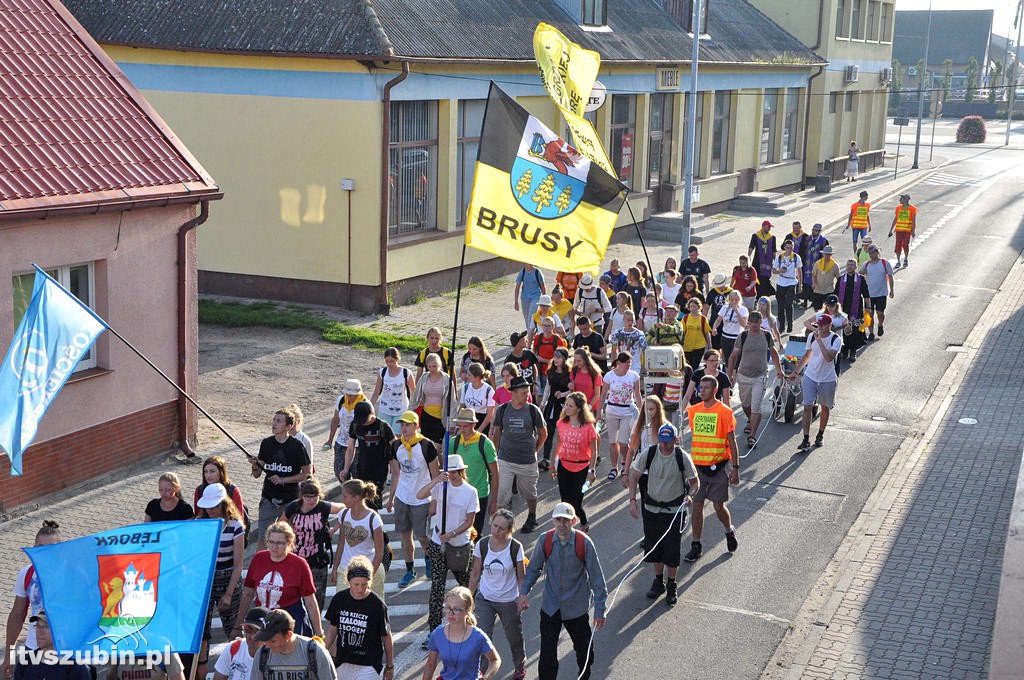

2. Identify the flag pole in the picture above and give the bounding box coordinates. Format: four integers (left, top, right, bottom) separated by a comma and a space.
441, 242, 469, 541
102, 324, 257, 462
622, 196, 657, 294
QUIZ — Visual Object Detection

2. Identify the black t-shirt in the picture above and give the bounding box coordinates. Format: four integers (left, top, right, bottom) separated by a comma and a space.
622, 283, 647, 317
679, 259, 712, 293
705, 288, 731, 324
325, 590, 390, 672
688, 369, 732, 404
145, 498, 194, 522
415, 346, 453, 371
673, 290, 706, 312
506, 350, 540, 385
15, 662, 91, 680
258, 435, 310, 503
284, 500, 333, 567
572, 332, 607, 372
348, 418, 396, 482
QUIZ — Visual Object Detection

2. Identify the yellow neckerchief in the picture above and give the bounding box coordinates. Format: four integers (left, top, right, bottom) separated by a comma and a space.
754, 230, 772, 242
401, 432, 426, 460
459, 431, 481, 446
343, 393, 365, 410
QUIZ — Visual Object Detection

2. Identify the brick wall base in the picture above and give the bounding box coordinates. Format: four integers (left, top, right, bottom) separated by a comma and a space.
0, 401, 178, 513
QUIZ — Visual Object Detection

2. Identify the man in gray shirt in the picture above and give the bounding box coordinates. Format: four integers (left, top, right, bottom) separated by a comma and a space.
491, 376, 547, 533
249, 609, 336, 680
517, 502, 607, 680
727, 311, 784, 448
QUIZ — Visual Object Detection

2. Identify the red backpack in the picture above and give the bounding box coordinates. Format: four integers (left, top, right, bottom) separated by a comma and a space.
542, 529, 586, 562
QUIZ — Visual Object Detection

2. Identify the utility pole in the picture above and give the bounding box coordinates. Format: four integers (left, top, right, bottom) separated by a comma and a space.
1006, 0, 1023, 146
681, 0, 702, 262
912, 2, 932, 169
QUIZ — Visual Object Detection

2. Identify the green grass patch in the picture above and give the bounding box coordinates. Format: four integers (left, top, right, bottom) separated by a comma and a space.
199, 299, 462, 353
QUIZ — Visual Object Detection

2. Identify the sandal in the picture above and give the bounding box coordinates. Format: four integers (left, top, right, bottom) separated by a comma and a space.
743, 424, 751, 434
607, 468, 618, 480
747, 436, 757, 448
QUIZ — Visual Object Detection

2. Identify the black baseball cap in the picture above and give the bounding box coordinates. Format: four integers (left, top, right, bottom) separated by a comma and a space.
353, 401, 373, 424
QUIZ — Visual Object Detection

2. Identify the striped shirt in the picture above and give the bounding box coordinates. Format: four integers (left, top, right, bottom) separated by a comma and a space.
216, 519, 244, 570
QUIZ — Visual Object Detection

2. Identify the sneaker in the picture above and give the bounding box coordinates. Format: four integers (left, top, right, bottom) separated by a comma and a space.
798, 435, 811, 451
815, 432, 824, 447
666, 580, 678, 606
607, 468, 618, 481
425, 560, 433, 579
513, 666, 527, 680
538, 458, 550, 471
397, 570, 417, 588
521, 514, 538, 534
903, 258, 909, 268
867, 332, 876, 342
878, 324, 884, 337
683, 541, 702, 562
646, 576, 666, 599
725, 530, 738, 552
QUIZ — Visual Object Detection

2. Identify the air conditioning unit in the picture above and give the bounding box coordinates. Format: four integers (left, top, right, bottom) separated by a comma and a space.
880, 67, 893, 84
844, 65, 860, 83
907, 66, 918, 76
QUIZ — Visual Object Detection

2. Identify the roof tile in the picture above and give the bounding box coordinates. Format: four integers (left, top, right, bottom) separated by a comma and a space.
0, 0, 217, 209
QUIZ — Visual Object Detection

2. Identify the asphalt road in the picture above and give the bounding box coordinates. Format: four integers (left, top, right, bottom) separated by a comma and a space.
385, 140, 1024, 679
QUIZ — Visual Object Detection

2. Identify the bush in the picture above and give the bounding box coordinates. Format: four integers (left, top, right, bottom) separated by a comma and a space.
956, 115, 986, 143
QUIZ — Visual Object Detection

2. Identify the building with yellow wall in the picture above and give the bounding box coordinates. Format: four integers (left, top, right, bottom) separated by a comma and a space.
66, 0, 836, 311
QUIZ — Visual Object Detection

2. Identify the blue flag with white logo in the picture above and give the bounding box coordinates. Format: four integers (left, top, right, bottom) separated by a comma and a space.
25, 519, 222, 655
0, 265, 107, 475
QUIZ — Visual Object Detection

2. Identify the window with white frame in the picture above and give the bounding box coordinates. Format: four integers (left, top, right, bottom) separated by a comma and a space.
867, 1, 879, 40
581, 0, 606, 26
12, 263, 97, 371
456, 99, 485, 226
851, 0, 862, 39
761, 89, 779, 165
611, 95, 637, 183
782, 90, 800, 160
835, 0, 846, 37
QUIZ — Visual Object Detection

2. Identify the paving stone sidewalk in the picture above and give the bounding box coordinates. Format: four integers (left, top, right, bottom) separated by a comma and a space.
783, 255, 1024, 679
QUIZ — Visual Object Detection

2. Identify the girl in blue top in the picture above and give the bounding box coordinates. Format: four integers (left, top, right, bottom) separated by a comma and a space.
422, 586, 500, 680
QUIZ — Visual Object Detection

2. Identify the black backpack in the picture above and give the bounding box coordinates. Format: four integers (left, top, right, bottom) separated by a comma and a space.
637, 445, 691, 508
478, 536, 523, 564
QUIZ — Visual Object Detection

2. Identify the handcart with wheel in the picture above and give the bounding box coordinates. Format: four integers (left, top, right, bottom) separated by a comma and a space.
767, 338, 817, 423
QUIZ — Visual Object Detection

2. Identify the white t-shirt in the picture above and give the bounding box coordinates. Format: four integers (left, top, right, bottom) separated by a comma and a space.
430, 481, 479, 547
213, 639, 253, 680
773, 253, 802, 286
336, 508, 384, 571
607, 309, 626, 336
292, 430, 313, 459
717, 304, 749, 338
661, 282, 681, 306
394, 440, 436, 506
461, 382, 495, 414
378, 367, 410, 416
603, 369, 641, 416
13, 564, 42, 648
803, 332, 843, 383
473, 539, 523, 603
862, 259, 893, 298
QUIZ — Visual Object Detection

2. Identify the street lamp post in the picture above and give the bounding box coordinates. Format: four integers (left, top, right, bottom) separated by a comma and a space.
1006, 0, 1023, 146
681, 0, 702, 262
912, 2, 932, 169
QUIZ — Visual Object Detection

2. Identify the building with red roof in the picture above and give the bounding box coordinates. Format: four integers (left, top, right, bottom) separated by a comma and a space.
0, 0, 221, 508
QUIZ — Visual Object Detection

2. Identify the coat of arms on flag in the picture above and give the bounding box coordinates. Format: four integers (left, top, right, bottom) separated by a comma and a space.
98, 553, 160, 636
466, 83, 625, 273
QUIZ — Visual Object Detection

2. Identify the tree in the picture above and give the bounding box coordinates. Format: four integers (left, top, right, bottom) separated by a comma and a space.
941, 59, 953, 102
889, 58, 903, 111
532, 174, 556, 213
554, 185, 573, 215
514, 169, 534, 199
989, 59, 1003, 103
965, 57, 979, 102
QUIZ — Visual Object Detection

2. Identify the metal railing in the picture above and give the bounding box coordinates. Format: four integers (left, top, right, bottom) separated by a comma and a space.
821, 148, 885, 181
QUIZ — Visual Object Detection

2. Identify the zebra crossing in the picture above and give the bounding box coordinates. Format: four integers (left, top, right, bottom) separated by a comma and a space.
208, 507, 441, 676
919, 172, 982, 187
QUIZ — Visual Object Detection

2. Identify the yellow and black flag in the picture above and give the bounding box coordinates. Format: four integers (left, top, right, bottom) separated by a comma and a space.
466, 83, 626, 273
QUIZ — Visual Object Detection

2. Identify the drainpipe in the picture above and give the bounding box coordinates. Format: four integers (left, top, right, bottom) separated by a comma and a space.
177, 200, 211, 458
379, 61, 410, 314
801, 0, 828, 188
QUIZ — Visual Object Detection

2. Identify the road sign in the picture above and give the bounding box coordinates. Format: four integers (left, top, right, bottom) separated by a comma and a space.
585, 81, 607, 112
894, 117, 910, 126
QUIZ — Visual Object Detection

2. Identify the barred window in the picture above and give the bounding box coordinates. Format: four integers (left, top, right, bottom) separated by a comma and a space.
388, 101, 438, 236
456, 100, 485, 226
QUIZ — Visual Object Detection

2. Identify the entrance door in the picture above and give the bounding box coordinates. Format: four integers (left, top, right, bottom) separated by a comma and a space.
648, 93, 675, 213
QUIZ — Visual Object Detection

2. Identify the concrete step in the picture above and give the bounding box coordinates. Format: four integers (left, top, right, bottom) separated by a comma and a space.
690, 219, 735, 244
731, 191, 786, 203
728, 191, 810, 216
643, 211, 720, 243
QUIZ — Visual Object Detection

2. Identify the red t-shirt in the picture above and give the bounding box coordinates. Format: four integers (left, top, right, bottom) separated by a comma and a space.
244, 551, 315, 609
570, 369, 603, 409
555, 420, 599, 472
533, 333, 568, 375
732, 266, 759, 298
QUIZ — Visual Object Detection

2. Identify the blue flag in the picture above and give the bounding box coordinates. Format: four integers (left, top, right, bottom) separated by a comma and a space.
25, 520, 223, 655
0, 265, 107, 475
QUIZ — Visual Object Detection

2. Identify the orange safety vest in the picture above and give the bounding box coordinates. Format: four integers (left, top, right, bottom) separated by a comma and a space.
893, 205, 916, 232
849, 202, 870, 229
686, 400, 735, 466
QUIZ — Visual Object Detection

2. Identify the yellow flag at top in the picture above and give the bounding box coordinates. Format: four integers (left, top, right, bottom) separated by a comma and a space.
533, 23, 615, 177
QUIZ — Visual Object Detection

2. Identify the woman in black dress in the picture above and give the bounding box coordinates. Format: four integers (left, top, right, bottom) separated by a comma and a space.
539, 347, 571, 471
144, 472, 194, 522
